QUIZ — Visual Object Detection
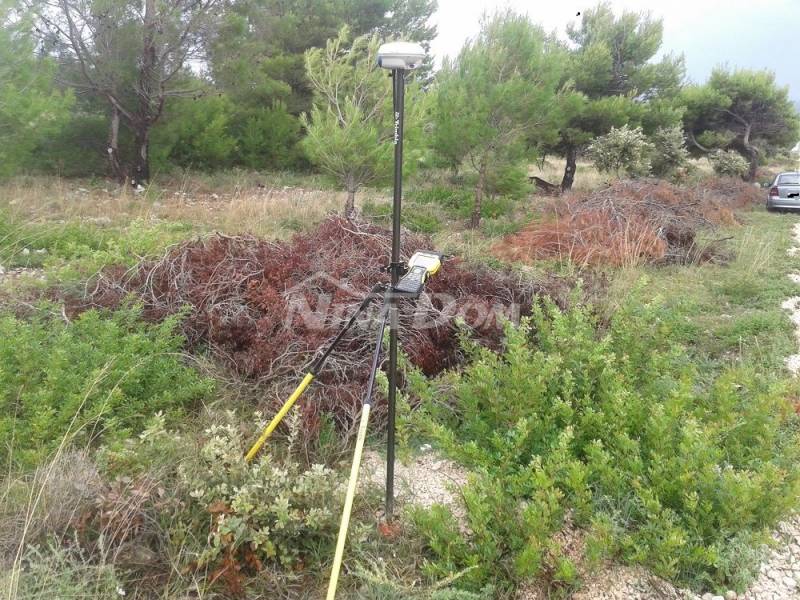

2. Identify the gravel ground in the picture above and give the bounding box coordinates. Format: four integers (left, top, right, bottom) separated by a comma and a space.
360, 446, 469, 525
784, 224, 800, 375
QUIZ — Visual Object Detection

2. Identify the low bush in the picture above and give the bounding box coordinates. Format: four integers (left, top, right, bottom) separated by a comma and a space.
408, 185, 473, 210
650, 126, 690, 178
0, 306, 213, 469
409, 296, 800, 592
175, 414, 346, 594
588, 125, 654, 178
709, 150, 749, 178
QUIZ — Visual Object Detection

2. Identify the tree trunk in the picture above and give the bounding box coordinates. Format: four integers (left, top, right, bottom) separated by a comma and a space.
344, 188, 356, 219
470, 165, 486, 229
107, 106, 125, 182
561, 145, 577, 191
745, 150, 758, 182
130, 0, 156, 187
742, 122, 758, 182
132, 125, 150, 186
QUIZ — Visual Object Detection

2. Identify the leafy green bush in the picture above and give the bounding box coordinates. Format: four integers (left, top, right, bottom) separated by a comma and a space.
408, 185, 471, 209
0, 306, 213, 468
650, 126, 690, 178
174, 414, 345, 589
151, 94, 238, 172
709, 150, 749, 178
588, 125, 654, 177
410, 296, 800, 592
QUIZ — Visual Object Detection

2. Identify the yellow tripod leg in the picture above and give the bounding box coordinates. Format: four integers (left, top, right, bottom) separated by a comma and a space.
245, 373, 314, 462
326, 403, 371, 600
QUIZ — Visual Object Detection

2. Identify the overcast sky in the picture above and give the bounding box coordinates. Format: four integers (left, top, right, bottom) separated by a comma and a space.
430, 0, 800, 103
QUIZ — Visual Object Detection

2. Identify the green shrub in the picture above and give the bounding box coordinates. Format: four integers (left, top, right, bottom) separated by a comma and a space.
0, 306, 213, 469
26, 113, 111, 177
709, 150, 749, 178
650, 126, 690, 178
151, 94, 237, 172
233, 104, 304, 170
410, 297, 800, 591
176, 414, 345, 573
588, 125, 654, 177
407, 186, 473, 212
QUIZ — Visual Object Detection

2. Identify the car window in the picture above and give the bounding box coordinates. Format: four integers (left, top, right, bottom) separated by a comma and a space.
779, 174, 800, 185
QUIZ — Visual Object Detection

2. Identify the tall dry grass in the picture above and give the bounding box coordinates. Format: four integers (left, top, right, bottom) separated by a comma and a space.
0, 175, 390, 240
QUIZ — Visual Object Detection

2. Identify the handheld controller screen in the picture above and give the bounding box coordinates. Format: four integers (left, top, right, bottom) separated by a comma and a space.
395, 251, 442, 297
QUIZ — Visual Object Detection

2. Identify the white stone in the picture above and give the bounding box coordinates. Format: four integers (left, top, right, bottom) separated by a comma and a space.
724, 592, 737, 600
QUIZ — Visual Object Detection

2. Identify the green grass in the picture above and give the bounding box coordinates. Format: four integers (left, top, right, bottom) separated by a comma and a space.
612, 209, 800, 377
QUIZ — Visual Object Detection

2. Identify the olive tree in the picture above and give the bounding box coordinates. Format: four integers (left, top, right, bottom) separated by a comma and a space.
433, 10, 565, 228
588, 125, 654, 178
650, 126, 689, 178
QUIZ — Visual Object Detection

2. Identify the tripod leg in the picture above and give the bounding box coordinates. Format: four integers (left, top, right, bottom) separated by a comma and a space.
245, 373, 314, 462
326, 309, 387, 599
326, 402, 371, 600
244, 285, 384, 462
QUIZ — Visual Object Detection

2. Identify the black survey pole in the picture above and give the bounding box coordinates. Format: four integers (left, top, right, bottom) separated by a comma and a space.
386, 68, 405, 521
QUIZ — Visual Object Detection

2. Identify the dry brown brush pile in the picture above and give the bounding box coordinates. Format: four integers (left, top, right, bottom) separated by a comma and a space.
494, 177, 762, 267
77, 217, 558, 438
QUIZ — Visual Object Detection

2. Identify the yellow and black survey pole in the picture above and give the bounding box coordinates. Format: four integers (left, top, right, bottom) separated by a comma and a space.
246, 41, 431, 599
326, 306, 388, 599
